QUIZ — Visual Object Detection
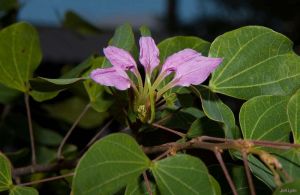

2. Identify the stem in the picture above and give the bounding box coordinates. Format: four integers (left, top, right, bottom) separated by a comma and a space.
57, 103, 91, 160
24, 93, 36, 165
19, 173, 74, 186
152, 123, 185, 137
147, 76, 156, 123
156, 79, 176, 100
134, 68, 144, 93
242, 151, 256, 195
143, 172, 153, 195
214, 150, 238, 195
152, 71, 167, 90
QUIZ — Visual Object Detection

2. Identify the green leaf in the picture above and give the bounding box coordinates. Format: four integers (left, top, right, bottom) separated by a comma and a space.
272, 148, 300, 181
0, 22, 42, 92
139, 25, 151, 36
191, 85, 236, 139
43, 97, 109, 129
239, 95, 290, 141
287, 89, 300, 143
273, 179, 300, 194
35, 127, 63, 147
0, 153, 12, 192
187, 117, 223, 139
30, 77, 86, 92
61, 55, 96, 79
151, 154, 220, 195
9, 186, 38, 195
29, 90, 59, 102
73, 133, 150, 195
63, 11, 102, 35
209, 26, 300, 100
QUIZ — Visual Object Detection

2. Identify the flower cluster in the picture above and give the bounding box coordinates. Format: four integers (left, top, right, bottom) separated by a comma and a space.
90, 36, 222, 122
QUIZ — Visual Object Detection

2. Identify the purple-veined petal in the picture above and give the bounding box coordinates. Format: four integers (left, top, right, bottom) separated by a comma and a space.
161, 49, 201, 77
90, 67, 131, 90
172, 56, 222, 87
139, 37, 160, 74
103, 46, 137, 71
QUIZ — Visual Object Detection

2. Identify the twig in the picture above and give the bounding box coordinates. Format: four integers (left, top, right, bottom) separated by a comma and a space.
151, 123, 185, 137
13, 160, 76, 177
24, 93, 36, 165
143, 172, 153, 195
19, 172, 74, 186
214, 149, 238, 195
57, 103, 91, 159
242, 151, 256, 195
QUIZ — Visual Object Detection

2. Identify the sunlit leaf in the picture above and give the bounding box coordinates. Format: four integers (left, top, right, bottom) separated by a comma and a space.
209, 26, 300, 99
239, 95, 290, 141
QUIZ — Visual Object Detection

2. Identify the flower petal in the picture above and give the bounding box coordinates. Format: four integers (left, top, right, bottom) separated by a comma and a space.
90, 67, 131, 90
139, 37, 160, 74
161, 49, 201, 77
172, 56, 222, 87
103, 46, 137, 71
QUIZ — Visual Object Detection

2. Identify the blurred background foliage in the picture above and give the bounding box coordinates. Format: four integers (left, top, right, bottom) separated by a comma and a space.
0, 0, 299, 194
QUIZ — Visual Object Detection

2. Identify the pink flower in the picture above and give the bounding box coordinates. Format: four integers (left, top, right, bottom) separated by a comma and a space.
90, 67, 131, 90
139, 37, 160, 75
90, 36, 222, 92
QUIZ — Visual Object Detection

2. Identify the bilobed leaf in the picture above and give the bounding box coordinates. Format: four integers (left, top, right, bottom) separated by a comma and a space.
73, 133, 150, 195
0, 22, 42, 92
209, 26, 300, 100
151, 154, 220, 195
273, 179, 300, 194
0, 153, 12, 192
191, 85, 236, 139
9, 186, 38, 195
287, 89, 300, 143
239, 95, 290, 142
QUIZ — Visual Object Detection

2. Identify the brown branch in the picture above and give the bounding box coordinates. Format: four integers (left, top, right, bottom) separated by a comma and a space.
57, 103, 91, 160
151, 123, 185, 137
242, 151, 256, 195
214, 149, 238, 195
24, 93, 36, 165
13, 160, 76, 177
143, 172, 153, 195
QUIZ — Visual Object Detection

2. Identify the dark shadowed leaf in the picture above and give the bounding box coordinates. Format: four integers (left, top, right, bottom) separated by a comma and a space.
9, 186, 38, 195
